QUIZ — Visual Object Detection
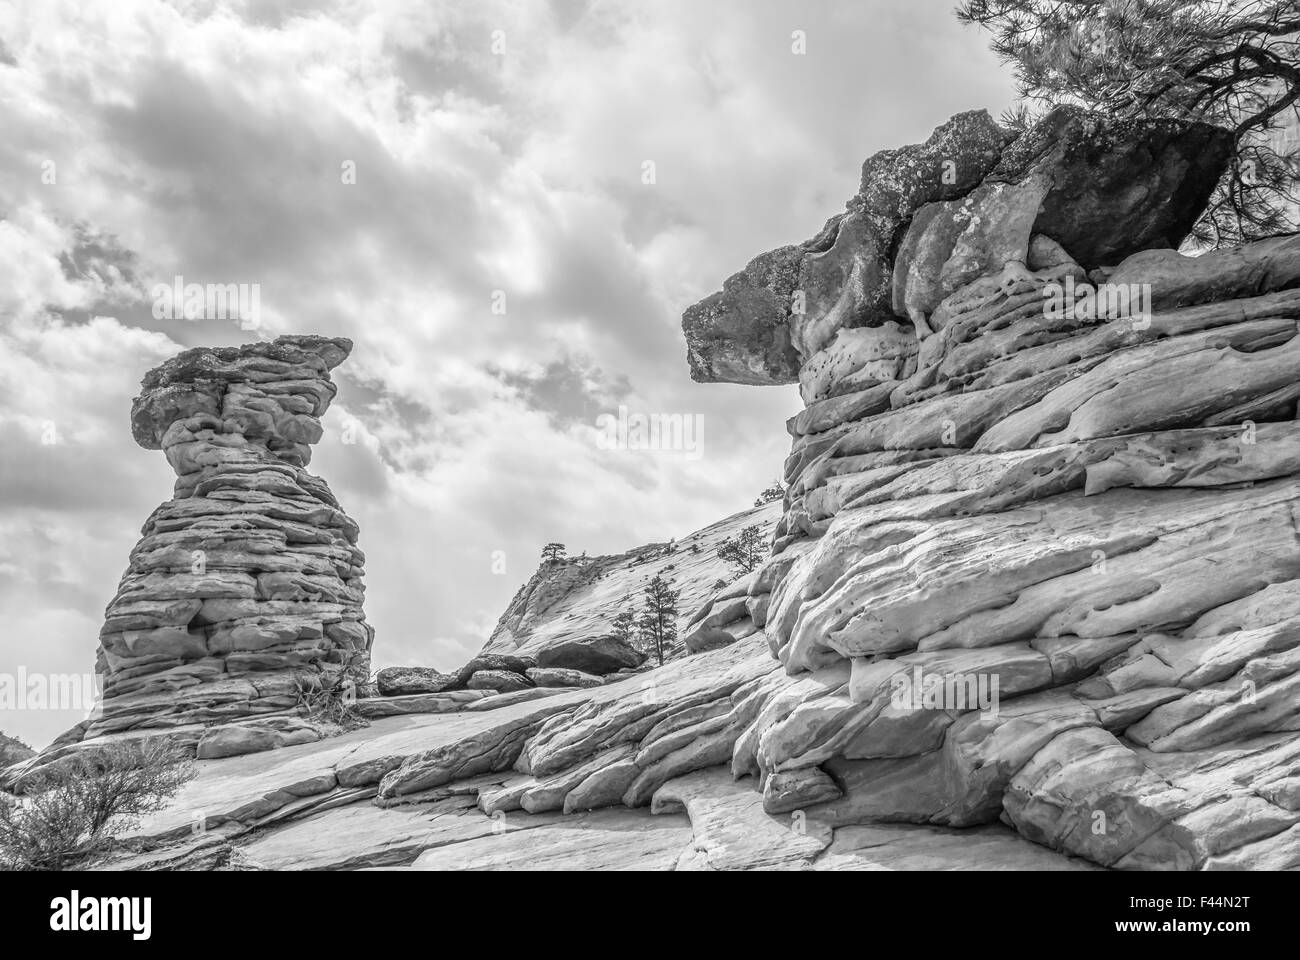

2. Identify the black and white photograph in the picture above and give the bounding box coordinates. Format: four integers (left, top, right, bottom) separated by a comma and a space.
0, 0, 1296, 935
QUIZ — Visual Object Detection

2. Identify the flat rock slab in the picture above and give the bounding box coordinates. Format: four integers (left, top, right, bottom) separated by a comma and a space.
127, 691, 600, 841
235, 796, 535, 870
403, 807, 693, 871
813, 822, 1101, 871
353, 690, 488, 718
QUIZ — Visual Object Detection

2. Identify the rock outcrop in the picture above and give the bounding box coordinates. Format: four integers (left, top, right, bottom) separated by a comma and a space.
92, 335, 372, 742
483, 502, 781, 667
359, 504, 782, 714
669, 106, 1300, 869
54, 106, 1300, 872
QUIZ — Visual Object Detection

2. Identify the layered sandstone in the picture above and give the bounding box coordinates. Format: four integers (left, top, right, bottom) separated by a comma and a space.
90, 335, 372, 740
31, 107, 1300, 872
666, 107, 1300, 868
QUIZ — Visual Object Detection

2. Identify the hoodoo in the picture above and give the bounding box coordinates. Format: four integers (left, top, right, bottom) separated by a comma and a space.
92, 335, 371, 744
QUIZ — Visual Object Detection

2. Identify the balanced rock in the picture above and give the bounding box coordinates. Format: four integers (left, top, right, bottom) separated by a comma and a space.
89, 335, 372, 739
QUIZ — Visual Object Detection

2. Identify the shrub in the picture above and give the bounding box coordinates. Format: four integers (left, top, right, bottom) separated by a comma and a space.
754, 480, 785, 506
294, 651, 370, 731
0, 740, 195, 870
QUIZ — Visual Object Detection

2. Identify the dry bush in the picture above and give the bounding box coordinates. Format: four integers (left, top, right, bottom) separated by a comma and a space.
0, 739, 194, 870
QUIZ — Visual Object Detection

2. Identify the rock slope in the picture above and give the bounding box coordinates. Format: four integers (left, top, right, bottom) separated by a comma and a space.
16, 106, 1300, 872
672, 106, 1300, 869
361, 503, 781, 718
483, 502, 781, 665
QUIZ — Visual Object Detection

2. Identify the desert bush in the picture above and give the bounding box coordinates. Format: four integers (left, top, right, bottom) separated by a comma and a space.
0, 739, 194, 870
293, 650, 370, 730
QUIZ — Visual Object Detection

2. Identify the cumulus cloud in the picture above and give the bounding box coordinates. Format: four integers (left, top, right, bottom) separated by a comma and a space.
0, 0, 1015, 746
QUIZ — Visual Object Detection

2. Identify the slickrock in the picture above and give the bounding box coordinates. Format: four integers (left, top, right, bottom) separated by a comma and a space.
94, 335, 372, 745
482, 501, 780, 667
74, 106, 1300, 872
666, 106, 1300, 870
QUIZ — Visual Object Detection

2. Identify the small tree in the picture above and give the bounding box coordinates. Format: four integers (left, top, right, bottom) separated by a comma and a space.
0, 740, 195, 870
717, 524, 767, 577
636, 575, 680, 667
754, 480, 785, 507
611, 605, 638, 645
540, 542, 567, 565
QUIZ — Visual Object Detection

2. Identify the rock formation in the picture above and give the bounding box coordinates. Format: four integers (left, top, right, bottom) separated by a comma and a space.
364, 503, 780, 709
89, 335, 372, 744
483, 502, 780, 665
37, 106, 1300, 872
670, 106, 1300, 868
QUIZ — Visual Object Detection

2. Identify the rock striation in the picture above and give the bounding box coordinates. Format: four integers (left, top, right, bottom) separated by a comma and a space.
669, 106, 1300, 869
54, 106, 1300, 872
90, 335, 372, 741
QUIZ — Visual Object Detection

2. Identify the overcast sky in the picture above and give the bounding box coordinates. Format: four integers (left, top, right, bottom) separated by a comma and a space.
0, 0, 1016, 747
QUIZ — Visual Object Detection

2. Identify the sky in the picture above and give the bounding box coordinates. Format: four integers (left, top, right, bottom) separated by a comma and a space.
0, 0, 1016, 748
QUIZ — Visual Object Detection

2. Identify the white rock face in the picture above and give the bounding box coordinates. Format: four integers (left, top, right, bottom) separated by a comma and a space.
482, 501, 780, 666
672, 107, 1300, 870
57, 107, 1300, 872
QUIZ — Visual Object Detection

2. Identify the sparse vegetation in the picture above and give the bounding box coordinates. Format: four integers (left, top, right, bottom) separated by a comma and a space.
717, 524, 767, 577
612, 605, 638, 646
0, 731, 34, 768
293, 651, 370, 730
0, 740, 195, 870
754, 480, 785, 506
636, 575, 680, 667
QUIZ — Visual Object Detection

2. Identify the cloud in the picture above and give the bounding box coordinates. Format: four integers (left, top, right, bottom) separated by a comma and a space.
0, 0, 1016, 746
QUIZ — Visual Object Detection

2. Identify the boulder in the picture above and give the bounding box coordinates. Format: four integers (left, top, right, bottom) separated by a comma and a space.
525, 667, 604, 688
466, 670, 532, 693
455, 654, 536, 687
376, 666, 458, 697
536, 636, 647, 675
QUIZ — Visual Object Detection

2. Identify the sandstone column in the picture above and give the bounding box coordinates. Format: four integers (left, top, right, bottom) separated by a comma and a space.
89, 335, 372, 739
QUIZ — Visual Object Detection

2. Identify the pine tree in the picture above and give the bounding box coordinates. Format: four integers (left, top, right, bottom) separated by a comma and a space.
716, 524, 767, 578
612, 604, 638, 645
956, 0, 1300, 246
540, 542, 567, 565
636, 575, 680, 667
